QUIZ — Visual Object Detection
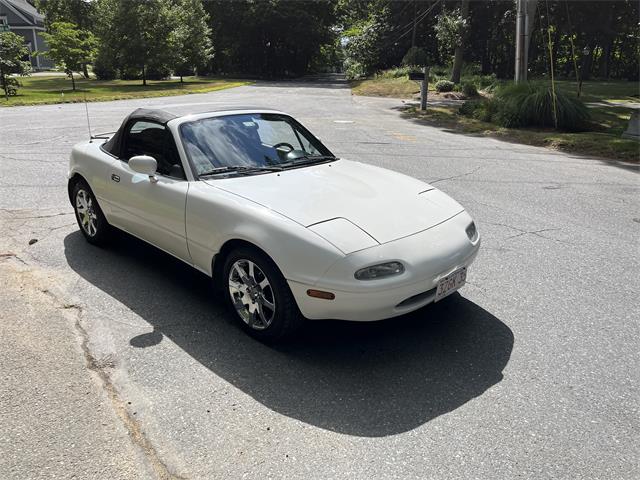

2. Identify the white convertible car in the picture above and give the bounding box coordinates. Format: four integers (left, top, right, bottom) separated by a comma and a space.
68, 107, 480, 340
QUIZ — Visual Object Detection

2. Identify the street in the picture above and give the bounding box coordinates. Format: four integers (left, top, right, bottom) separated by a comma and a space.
1, 77, 639, 479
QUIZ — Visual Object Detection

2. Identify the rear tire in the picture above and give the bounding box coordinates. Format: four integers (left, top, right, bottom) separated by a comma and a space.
72, 179, 112, 246
222, 247, 303, 342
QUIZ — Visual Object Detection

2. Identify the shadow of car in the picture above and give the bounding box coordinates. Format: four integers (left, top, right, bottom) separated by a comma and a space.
64, 230, 513, 437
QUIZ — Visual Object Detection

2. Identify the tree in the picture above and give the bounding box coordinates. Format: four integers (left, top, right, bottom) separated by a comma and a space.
108, 0, 174, 85
170, 0, 213, 82
402, 46, 428, 68
40, 22, 98, 90
0, 32, 31, 100
36, 0, 96, 77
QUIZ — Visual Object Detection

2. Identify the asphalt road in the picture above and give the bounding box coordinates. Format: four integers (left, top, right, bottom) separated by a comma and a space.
1, 76, 639, 479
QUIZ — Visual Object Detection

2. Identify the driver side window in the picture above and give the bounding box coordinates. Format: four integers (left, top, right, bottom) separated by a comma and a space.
123, 121, 184, 179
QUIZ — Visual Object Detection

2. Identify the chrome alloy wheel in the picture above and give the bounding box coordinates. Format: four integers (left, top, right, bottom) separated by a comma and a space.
228, 259, 276, 330
75, 189, 98, 237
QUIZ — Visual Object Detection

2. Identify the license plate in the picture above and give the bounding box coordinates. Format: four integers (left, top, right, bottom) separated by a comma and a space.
435, 267, 467, 302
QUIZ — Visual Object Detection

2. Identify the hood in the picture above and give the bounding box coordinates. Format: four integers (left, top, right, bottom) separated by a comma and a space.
204, 159, 464, 247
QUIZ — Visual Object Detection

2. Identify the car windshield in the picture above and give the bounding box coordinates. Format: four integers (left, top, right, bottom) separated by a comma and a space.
180, 113, 335, 176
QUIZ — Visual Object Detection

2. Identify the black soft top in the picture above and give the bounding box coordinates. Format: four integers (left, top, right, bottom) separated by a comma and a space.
101, 105, 281, 157
102, 108, 177, 157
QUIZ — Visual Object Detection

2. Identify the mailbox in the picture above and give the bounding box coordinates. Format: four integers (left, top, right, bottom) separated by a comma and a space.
408, 71, 424, 81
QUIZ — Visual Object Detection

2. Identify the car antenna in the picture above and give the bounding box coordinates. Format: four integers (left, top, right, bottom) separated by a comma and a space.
84, 93, 93, 142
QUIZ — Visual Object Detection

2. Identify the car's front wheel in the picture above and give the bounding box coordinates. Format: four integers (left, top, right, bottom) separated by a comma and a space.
72, 180, 112, 246
222, 247, 303, 342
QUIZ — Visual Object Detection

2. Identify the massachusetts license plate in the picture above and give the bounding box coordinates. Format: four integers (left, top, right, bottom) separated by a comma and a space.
435, 267, 467, 302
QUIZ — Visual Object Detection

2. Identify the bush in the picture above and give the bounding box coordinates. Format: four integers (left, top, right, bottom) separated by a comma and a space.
435, 80, 454, 92
376, 66, 411, 79
458, 99, 496, 122
402, 46, 428, 67
462, 81, 478, 97
93, 52, 117, 80
458, 100, 480, 116
492, 82, 590, 131
0, 76, 20, 96
344, 60, 365, 80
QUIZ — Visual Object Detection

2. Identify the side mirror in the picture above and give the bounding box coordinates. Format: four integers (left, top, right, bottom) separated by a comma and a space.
129, 155, 158, 183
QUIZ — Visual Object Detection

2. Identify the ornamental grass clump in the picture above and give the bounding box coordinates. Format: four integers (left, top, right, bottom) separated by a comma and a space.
492, 82, 590, 131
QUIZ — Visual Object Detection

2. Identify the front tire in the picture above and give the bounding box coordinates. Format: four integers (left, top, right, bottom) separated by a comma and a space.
72, 180, 112, 246
222, 247, 303, 342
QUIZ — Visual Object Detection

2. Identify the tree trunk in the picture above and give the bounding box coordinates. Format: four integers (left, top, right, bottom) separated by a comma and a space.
82, 64, 90, 79
142, 64, 147, 86
450, 0, 470, 84
71, 72, 76, 91
180, 74, 183, 83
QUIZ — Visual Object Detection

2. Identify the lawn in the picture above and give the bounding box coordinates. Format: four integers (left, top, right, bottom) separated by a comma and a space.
351, 76, 423, 98
400, 105, 639, 163
351, 73, 638, 162
1, 75, 251, 107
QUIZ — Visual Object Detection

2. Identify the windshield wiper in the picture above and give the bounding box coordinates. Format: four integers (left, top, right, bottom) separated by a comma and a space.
199, 165, 283, 177
279, 155, 338, 168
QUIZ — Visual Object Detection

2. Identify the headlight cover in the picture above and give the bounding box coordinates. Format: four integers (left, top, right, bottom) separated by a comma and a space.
355, 261, 405, 281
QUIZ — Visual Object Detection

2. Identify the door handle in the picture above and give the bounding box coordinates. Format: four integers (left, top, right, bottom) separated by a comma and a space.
111, 174, 120, 182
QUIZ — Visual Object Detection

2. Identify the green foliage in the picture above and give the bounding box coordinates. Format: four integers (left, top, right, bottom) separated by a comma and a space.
435, 80, 455, 92
402, 47, 428, 68
0, 32, 31, 99
92, 54, 117, 80
434, 9, 468, 56
492, 82, 591, 131
343, 10, 390, 76
458, 99, 497, 122
170, 0, 213, 80
458, 83, 591, 131
375, 66, 412, 79
36, 0, 95, 29
40, 22, 98, 90
461, 81, 478, 97
206, 0, 338, 77
344, 59, 365, 80
96, 0, 174, 85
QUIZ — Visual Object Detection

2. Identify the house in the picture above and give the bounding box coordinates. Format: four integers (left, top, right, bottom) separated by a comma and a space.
0, 0, 54, 70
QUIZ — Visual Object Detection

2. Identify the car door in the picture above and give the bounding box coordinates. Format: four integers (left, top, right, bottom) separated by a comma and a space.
107, 119, 191, 263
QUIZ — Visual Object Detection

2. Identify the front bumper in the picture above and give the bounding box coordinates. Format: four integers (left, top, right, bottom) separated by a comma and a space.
289, 211, 480, 321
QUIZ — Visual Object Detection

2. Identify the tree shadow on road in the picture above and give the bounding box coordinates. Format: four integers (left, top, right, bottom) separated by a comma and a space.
64, 230, 513, 437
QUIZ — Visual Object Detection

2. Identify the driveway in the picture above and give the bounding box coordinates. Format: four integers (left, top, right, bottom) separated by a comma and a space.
1, 77, 639, 479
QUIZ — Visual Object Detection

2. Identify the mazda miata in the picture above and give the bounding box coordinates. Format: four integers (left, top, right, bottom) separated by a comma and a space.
68, 107, 480, 340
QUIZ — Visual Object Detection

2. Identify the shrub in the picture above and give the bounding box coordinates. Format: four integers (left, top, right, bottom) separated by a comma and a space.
376, 66, 411, 79
458, 99, 495, 122
435, 80, 455, 92
345, 60, 365, 80
458, 100, 480, 116
402, 46, 429, 67
492, 82, 590, 131
462, 81, 478, 97
0, 76, 20, 96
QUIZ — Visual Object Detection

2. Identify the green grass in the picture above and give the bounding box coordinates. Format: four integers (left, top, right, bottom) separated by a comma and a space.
401, 105, 639, 163
553, 79, 639, 104
1, 75, 251, 106
353, 73, 638, 162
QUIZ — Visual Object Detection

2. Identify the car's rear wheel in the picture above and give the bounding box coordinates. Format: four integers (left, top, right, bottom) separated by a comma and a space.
222, 247, 303, 342
72, 180, 112, 246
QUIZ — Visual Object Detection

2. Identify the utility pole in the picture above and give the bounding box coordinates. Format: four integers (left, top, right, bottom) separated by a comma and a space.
515, 0, 538, 83
411, 1, 417, 48
515, 0, 526, 82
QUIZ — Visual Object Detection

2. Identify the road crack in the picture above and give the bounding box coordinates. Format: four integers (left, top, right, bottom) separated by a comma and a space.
430, 165, 482, 184
69, 305, 188, 480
